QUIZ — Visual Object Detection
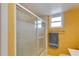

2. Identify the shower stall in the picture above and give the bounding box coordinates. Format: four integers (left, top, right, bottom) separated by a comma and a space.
16, 4, 47, 56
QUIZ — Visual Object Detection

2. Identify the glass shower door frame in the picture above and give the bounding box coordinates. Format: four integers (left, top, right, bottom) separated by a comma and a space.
15, 4, 47, 56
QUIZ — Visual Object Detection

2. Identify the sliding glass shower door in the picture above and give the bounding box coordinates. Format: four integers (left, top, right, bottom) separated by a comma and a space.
16, 5, 46, 56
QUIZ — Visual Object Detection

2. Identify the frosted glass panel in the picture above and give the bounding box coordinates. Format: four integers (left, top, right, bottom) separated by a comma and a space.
51, 16, 61, 22
16, 7, 37, 56
37, 20, 46, 55
51, 22, 62, 27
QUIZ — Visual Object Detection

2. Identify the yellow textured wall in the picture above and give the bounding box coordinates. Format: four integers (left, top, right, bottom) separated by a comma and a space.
8, 3, 15, 56
48, 8, 79, 56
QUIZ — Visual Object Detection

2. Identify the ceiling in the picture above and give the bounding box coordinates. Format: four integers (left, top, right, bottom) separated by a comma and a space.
20, 3, 79, 18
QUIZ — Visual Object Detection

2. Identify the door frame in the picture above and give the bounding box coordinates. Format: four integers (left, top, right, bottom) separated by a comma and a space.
1, 3, 8, 56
